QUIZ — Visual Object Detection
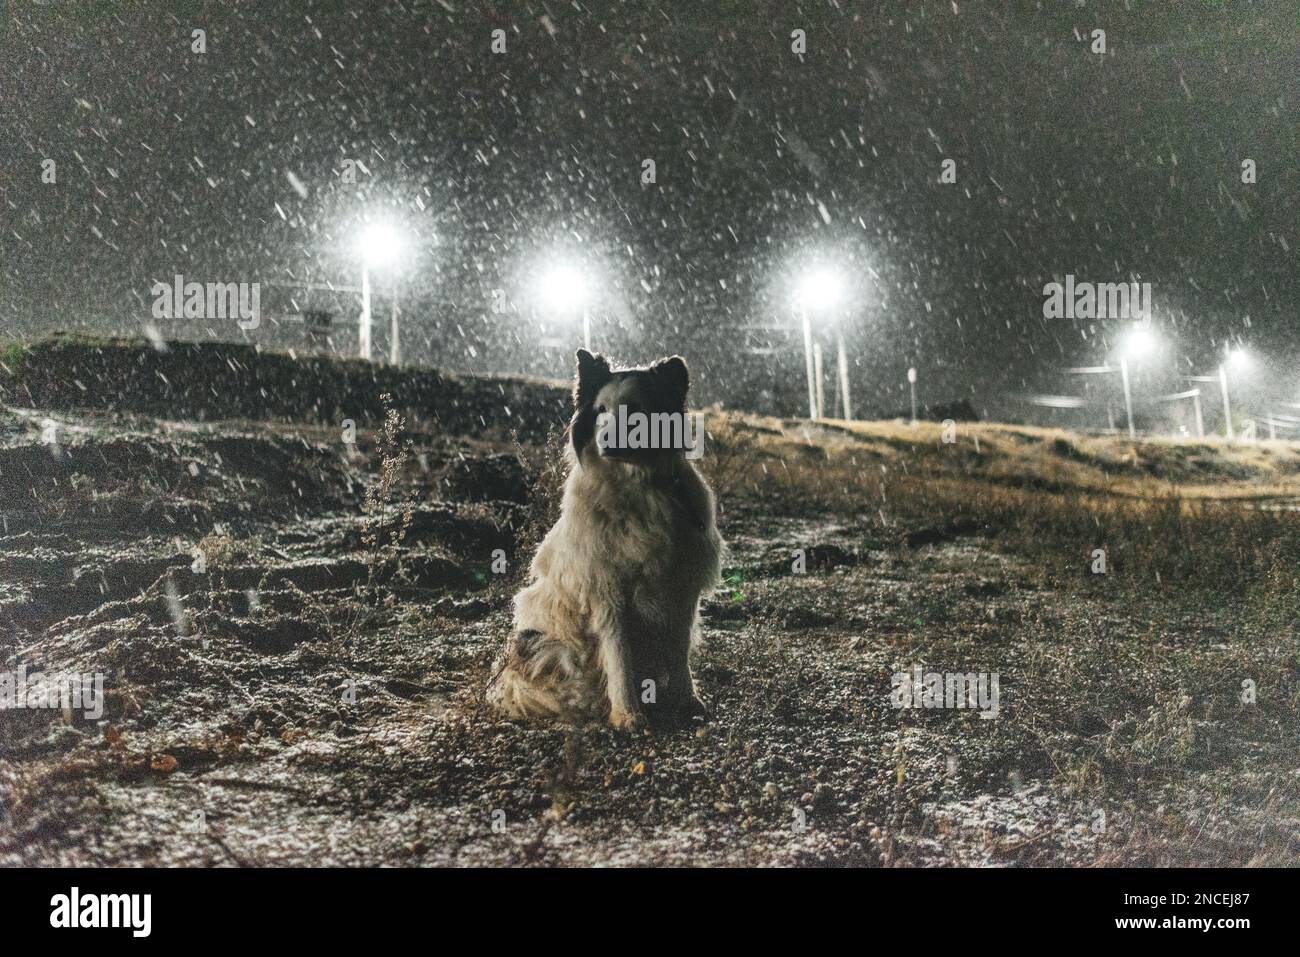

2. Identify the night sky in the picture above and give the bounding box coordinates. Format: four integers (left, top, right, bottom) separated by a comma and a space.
3, 0, 1298, 424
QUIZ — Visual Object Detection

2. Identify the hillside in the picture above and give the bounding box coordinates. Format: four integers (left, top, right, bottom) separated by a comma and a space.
1, 338, 1297, 866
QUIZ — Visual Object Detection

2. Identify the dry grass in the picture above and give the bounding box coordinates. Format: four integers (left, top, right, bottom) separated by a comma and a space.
701, 411, 1300, 601
696, 409, 1300, 866
355, 394, 418, 629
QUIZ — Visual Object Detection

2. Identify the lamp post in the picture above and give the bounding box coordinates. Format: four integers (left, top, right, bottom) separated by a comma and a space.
799, 308, 817, 419
1119, 355, 1135, 439
1218, 363, 1233, 440
813, 344, 826, 420
907, 366, 918, 425
837, 332, 852, 420
794, 267, 845, 421
1184, 347, 1248, 440
390, 284, 401, 366
1118, 323, 1156, 439
358, 222, 404, 363
359, 266, 372, 360
1219, 347, 1248, 440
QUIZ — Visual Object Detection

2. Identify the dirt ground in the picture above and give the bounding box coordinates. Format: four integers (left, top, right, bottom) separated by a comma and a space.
2, 339, 1298, 867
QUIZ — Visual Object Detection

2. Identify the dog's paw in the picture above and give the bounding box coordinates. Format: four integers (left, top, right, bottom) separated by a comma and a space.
609, 707, 648, 733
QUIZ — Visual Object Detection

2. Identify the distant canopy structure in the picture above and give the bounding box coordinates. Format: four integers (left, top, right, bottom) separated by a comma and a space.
304, 310, 332, 344
884, 399, 980, 422
251, 279, 357, 357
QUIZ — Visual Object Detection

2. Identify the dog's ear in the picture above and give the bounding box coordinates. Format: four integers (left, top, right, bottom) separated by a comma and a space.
574, 348, 612, 409
652, 355, 689, 409
571, 350, 611, 461
569, 405, 597, 463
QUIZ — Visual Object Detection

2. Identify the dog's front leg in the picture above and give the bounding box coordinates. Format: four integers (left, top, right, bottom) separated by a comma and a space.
593, 604, 644, 731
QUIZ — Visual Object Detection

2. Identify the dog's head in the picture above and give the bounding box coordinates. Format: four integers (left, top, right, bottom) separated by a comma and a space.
569, 349, 692, 466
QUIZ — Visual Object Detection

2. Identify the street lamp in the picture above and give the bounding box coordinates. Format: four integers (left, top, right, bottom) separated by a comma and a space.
358, 222, 405, 363
836, 333, 853, 421
538, 262, 593, 350
907, 366, 918, 425
1220, 345, 1249, 440
793, 267, 846, 421
1117, 324, 1156, 439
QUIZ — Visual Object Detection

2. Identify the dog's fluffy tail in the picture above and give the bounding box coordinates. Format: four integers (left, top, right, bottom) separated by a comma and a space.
486, 629, 602, 722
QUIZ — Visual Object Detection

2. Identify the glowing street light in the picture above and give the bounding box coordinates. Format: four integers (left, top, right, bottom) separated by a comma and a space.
1117, 323, 1157, 439
361, 222, 403, 266
1219, 345, 1250, 440
537, 261, 593, 350
907, 366, 918, 425
357, 222, 406, 363
1124, 323, 1157, 360
793, 267, 847, 421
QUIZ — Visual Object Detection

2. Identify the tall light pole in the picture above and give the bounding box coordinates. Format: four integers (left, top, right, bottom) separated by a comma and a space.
358, 222, 404, 363
907, 366, 918, 425
813, 344, 826, 420
1119, 355, 1135, 439
1118, 323, 1156, 439
794, 267, 845, 421
1218, 362, 1233, 440
836, 332, 852, 420
390, 284, 401, 366
1219, 346, 1248, 440
799, 308, 817, 419
1185, 346, 1248, 440
359, 266, 372, 360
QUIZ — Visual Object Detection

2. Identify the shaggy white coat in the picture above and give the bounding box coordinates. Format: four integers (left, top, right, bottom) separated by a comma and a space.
487, 402, 722, 729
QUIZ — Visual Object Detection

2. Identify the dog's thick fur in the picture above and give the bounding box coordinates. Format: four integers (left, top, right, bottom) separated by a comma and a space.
486, 349, 723, 729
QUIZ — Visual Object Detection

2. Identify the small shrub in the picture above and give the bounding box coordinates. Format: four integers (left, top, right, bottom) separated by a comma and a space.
359, 393, 417, 608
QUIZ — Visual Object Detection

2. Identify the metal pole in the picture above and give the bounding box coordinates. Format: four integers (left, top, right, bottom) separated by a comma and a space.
836, 332, 852, 420
583, 309, 591, 352
389, 283, 401, 366
1193, 390, 1204, 438
1119, 356, 1135, 439
908, 367, 918, 425
1219, 363, 1233, 440
801, 309, 817, 420
813, 343, 826, 421
359, 265, 372, 360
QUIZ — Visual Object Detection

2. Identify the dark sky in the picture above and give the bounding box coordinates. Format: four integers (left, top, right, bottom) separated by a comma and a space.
3, 0, 1298, 424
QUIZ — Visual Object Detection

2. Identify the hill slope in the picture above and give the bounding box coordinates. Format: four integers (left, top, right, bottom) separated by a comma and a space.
1, 339, 1297, 866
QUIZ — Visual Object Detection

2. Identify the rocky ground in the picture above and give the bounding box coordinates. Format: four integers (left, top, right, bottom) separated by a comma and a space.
2, 338, 1298, 866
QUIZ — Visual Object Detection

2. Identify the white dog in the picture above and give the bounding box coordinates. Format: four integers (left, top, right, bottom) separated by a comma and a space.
487, 350, 723, 729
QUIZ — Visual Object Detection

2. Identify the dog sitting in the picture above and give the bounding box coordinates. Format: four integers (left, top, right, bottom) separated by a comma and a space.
486, 349, 723, 730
